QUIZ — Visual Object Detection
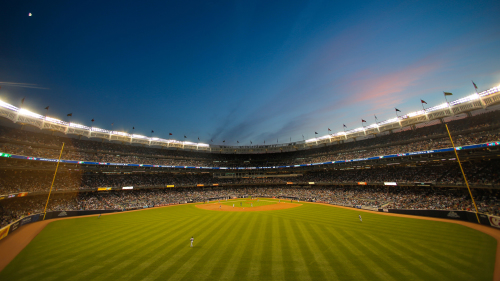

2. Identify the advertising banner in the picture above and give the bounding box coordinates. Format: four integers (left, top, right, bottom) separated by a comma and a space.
9, 221, 21, 234
0, 225, 10, 241
488, 215, 500, 229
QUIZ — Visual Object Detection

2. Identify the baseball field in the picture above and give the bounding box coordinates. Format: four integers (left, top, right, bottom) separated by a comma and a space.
0, 198, 496, 280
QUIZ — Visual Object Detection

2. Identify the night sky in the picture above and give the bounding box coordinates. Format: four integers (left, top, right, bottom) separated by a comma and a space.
1, 0, 499, 145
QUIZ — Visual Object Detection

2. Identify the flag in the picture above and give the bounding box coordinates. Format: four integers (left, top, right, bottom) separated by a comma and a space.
444, 92, 453, 96
169, 133, 172, 135
21, 98, 25, 104
133, 127, 135, 130
315, 132, 318, 134
184, 135, 187, 138
211, 139, 213, 142
362, 119, 366, 123
472, 81, 478, 90
395, 108, 401, 112
91, 119, 94, 122
198, 137, 200, 141
151, 130, 154, 133
250, 141, 252, 144
328, 128, 331, 131
111, 123, 114, 126
223, 140, 225, 143
374, 115, 378, 120
67, 113, 72, 117
421, 100, 427, 104
343, 124, 347, 128
237, 140, 239, 143
45, 106, 49, 110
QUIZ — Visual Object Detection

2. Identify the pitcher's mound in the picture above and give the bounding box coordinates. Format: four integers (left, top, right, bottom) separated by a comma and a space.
196, 202, 301, 212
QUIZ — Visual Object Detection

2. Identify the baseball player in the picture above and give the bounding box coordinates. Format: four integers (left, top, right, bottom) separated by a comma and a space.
359, 215, 362, 222
233, 204, 234, 208
190, 237, 194, 247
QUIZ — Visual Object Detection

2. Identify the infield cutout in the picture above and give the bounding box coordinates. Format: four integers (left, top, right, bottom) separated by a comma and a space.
195, 201, 302, 212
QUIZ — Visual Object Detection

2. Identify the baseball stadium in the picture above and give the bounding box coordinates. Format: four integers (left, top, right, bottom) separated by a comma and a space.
1, 86, 500, 281
2, 1, 500, 280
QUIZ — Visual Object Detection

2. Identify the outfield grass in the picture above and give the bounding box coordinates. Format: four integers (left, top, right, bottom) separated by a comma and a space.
0, 200, 495, 281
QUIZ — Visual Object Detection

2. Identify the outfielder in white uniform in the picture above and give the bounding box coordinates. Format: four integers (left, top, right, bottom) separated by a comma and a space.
359, 215, 362, 222
190, 237, 194, 247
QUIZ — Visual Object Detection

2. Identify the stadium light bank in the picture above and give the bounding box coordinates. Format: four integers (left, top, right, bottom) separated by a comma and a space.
0, 85, 499, 152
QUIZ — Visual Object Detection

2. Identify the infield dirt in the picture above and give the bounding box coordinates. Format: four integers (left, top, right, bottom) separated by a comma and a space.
195, 202, 301, 212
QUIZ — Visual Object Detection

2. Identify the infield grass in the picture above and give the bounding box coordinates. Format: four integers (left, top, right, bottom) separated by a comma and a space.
0, 199, 495, 281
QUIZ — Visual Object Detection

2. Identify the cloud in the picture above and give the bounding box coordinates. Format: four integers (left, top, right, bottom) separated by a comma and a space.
0, 82, 49, 90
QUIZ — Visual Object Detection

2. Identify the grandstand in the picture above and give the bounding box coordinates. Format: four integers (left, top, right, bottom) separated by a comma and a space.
1, 86, 500, 281
0, 86, 500, 229
1, 85, 499, 154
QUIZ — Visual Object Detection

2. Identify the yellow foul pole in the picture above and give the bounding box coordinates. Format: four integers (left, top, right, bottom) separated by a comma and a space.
43, 142, 65, 220
444, 124, 480, 223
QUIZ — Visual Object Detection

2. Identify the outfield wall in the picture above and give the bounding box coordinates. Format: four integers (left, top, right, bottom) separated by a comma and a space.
0, 203, 186, 242
379, 208, 494, 226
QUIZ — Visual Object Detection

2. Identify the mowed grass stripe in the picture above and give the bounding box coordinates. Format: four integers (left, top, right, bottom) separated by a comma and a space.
233, 213, 265, 280
278, 216, 299, 281
79, 215, 203, 281
9, 219, 136, 276
0, 203, 496, 281
282, 217, 313, 280
197, 213, 258, 281
259, 214, 273, 280
214, 213, 260, 281
163, 213, 245, 281
353, 229, 436, 280
296, 222, 338, 279
270, 215, 285, 280
308, 224, 362, 280
323, 225, 388, 281
387, 232, 479, 280
246, 213, 269, 280
344, 228, 415, 281
29, 215, 179, 281
8, 218, 163, 281
120, 211, 233, 281
395, 232, 485, 276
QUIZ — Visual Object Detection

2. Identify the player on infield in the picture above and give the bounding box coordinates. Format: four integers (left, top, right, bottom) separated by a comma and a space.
190, 236, 194, 247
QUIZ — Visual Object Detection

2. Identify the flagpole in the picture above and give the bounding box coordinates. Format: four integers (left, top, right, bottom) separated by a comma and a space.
43, 142, 65, 220
445, 124, 480, 223
444, 92, 449, 104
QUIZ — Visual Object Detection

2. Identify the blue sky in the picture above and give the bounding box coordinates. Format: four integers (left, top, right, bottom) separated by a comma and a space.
1, 0, 499, 145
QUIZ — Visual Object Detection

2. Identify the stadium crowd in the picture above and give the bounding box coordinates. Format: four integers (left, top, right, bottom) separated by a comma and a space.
0, 110, 499, 168
2, 185, 499, 229
1, 110, 500, 228
0, 159, 498, 194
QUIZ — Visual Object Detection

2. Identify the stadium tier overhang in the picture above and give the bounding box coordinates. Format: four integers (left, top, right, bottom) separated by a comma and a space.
0, 86, 499, 154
